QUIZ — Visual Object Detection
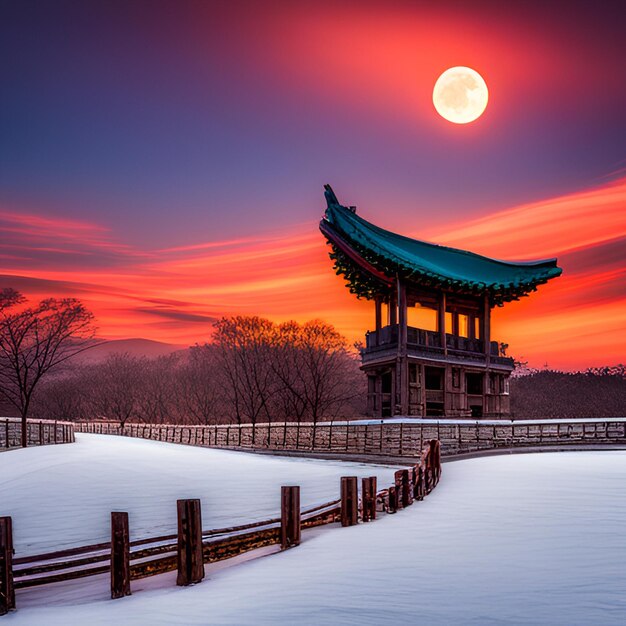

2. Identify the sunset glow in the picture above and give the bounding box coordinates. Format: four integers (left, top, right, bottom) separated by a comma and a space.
1, 175, 624, 370
1, 1, 624, 371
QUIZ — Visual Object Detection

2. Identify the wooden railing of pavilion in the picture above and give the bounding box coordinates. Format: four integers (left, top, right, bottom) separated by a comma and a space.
75, 418, 626, 458
1, 418, 75, 450
0, 441, 442, 615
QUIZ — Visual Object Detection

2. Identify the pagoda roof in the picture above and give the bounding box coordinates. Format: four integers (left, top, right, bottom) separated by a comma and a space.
319, 185, 562, 305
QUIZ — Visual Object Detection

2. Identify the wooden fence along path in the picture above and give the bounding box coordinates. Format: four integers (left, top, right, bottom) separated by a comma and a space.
1, 418, 75, 450
76, 418, 626, 458
0, 441, 442, 616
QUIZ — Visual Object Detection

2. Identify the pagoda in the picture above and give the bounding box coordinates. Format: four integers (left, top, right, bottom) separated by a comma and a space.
319, 185, 562, 418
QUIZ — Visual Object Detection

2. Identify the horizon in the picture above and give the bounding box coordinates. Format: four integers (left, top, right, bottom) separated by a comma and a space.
1, 0, 625, 370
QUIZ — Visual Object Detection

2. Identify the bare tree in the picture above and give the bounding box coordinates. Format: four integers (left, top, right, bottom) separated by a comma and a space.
276, 320, 363, 442
0, 293, 96, 446
31, 369, 86, 421
174, 345, 221, 424
83, 353, 144, 428
136, 354, 178, 424
212, 316, 278, 442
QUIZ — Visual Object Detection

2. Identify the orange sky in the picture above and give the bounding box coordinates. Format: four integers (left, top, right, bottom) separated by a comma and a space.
1, 176, 625, 370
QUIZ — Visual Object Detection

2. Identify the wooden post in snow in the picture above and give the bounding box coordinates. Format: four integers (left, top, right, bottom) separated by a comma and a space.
394, 470, 405, 510
340, 477, 358, 527
400, 469, 412, 507
362, 476, 377, 522
430, 439, 441, 484
111, 512, 131, 599
176, 499, 204, 586
0, 517, 15, 615
387, 485, 398, 514
280, 486, 301, 549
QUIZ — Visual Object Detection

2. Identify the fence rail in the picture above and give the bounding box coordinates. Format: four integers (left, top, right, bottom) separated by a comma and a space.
75, 418, 626, 458
1, 418, 75, 450
0, 440, 442, 616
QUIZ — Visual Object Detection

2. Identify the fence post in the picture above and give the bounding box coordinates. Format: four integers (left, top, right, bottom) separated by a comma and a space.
362, 476, 377, 522
111, 512, 131, 599
394, 470, 405, 510
400, 469, 412, 507
340, 476, 358, 527
0, 517, 15, 615
387, 485, 398, 514
429, 439, 441, 484
176, 499, 204, 586
280, 486, 301, 549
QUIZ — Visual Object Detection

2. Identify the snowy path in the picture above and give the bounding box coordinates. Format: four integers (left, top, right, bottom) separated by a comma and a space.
0, 433, 398, 555
3, 442, 626, 624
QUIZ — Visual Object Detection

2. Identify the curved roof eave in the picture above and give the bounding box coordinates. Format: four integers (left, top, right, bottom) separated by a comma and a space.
319, 185, 562, 302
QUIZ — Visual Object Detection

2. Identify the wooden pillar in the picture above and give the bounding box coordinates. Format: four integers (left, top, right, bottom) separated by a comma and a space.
438, 292, 447, 355
111, 512, 131, 599
340, 476, 359, 527
374, 298, 382, 346
176, 499, 204, 586
374, 375, 383, 419
362, 476, 377, 522
468, 314, 476, 340
389, 291, 397, 326
0, 517, 15, 615
397, 279, 409, 415
483, 293, 491, 364
280, 486, 301, 549
452, 312, 459, 337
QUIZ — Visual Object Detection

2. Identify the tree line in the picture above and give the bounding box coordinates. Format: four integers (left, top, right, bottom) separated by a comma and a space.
22, 314, 366, 429
2, 290, 624, 447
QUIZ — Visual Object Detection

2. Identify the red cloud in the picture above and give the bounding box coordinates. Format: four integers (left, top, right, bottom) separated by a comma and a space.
1, 178, 624, 368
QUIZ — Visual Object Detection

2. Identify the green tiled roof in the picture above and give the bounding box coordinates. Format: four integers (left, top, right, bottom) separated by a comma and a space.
319, 185, 562, 305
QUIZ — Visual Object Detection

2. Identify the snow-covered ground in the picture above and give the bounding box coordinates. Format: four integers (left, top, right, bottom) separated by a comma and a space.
0, 434, 398, 555
3, 440, 626, 625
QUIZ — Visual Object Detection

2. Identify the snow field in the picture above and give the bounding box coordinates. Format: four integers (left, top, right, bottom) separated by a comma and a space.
0, 433, 398, 555
2, 437, 626, 624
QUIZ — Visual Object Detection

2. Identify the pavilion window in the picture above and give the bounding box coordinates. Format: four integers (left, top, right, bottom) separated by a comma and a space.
458, 314, 469, 338
407, 304, 437, 332
445, 312, 453, 334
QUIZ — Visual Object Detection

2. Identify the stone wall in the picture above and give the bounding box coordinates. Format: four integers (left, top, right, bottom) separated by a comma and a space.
1, 418, 75, 449
76, 419, 626, 458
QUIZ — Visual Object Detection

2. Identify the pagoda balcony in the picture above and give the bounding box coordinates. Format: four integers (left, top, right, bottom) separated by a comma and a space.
363, 324, 514, 368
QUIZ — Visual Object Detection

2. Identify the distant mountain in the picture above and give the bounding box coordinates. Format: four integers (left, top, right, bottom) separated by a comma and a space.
71, 338, 189, 363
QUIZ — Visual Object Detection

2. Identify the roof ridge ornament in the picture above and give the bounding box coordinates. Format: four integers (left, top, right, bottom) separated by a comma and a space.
324, 184, 356, 213
323, 184, 339, 208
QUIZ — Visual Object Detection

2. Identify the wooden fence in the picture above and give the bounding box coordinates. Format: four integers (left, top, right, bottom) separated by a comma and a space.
0, 440, 441, 616
75, 418, 626, 458
1, 418, 75, 450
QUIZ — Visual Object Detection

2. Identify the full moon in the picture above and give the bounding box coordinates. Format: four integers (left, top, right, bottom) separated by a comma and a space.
433, 66, 488, 124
